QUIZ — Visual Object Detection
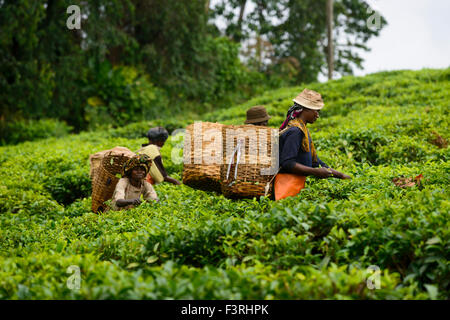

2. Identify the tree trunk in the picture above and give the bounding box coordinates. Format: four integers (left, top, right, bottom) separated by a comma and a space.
237, 0, 247, 26
205, 0, 210, 15
231, 0, 247, 42
326, 0, 334, 80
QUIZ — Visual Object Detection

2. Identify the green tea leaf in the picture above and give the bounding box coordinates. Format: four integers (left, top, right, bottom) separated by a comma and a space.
424, 284, 438, 300
426, 237, 440, 245
147, 256, 159, 264
126, 262, 139, 269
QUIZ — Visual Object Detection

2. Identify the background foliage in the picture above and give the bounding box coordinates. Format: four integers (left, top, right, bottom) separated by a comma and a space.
1, 0, 385, 142
213, 0, 386, 82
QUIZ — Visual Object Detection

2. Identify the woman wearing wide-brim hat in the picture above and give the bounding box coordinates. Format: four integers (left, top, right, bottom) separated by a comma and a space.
276, 89, 351, 200
245, 105, 271, 126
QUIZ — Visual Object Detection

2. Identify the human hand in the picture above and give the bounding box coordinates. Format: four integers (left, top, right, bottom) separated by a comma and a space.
331, 170, 352, 179
166, 176, 181, 185
315, 167, 333, 179
340, 173, 352, 179
130, 198, 142, 206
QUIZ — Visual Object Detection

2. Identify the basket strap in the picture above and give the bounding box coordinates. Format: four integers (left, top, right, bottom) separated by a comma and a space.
279, 127, 290, 136
264, 167, 281, 197
234, 140, 242, 180
262, 129, 286, 197
226, 140, 242, 183
225, 149, 234, 180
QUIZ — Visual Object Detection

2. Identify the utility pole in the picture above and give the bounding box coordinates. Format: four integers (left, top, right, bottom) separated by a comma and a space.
233, 0, 247, 42
205, 0, 210, 15
237, 0, 247, 27
326, 0, 334, 80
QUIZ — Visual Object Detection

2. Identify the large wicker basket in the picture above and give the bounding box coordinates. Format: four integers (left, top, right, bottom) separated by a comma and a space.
182, 122, 224, 192
91, 147, 135, 213
220, 124, 278, 199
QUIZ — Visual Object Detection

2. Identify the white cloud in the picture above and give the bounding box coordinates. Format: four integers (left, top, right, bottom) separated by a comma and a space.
354, 0, 450, 76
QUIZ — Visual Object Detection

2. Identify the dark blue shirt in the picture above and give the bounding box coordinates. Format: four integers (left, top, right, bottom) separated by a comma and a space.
279, 127, 329, 173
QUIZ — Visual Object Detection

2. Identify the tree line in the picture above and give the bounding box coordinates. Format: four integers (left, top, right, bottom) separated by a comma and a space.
0, 0, 385, 134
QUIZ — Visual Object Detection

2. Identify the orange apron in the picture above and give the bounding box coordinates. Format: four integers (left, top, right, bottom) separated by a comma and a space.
274, 173, 306, 201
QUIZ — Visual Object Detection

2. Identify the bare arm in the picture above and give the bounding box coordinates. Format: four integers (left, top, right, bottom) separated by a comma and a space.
154, 156, 181, 185
329, 168, 352, 179
291, 163, 352, 179
164, 176, 181, 185
290, 163, 333, 178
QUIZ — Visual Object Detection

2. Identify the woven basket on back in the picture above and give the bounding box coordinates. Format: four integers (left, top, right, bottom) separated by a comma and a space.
220, 124, 278, 199
91, 146, 135, 213
89, 150, 109, 181
182, 122, 224, 192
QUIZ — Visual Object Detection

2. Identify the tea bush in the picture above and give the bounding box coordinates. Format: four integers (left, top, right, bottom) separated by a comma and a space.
0, 68, 448, 299
0, 118, 72, 146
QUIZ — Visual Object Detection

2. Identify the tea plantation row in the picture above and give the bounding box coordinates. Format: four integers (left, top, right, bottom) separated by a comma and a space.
0, 68, 449, 299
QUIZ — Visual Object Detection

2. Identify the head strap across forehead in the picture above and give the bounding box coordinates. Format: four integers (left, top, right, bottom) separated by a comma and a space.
280, 103, 303, 130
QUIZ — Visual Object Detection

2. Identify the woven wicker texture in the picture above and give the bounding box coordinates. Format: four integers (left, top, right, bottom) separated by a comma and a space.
182, 122, 223, 192
89, 150, 109, 181
91, 164, 120, 213
102, 147, 135, 175
91, 147, 135, 212
220, 124, 276, 199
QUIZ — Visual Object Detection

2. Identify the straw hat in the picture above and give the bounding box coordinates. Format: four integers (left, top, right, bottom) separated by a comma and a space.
245, 105, 271, 124
293, 89, 324, 110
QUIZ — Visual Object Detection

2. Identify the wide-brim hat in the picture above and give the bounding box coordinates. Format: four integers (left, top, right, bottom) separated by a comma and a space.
245, 105, 271, 124
293, 89, 324, 110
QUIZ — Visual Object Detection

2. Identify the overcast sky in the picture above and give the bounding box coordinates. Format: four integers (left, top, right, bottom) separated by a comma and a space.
354, 0, 450, 77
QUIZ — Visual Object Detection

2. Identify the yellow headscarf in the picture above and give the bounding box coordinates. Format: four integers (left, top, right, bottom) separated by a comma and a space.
284, 118, 318, 164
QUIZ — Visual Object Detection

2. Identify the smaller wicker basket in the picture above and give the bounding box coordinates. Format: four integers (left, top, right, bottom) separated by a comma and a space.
89, 150, 109, 181
91, 165, 120, 213
102, 147, 135, 174
91, 147, 135, 213
182, 122, 224, 192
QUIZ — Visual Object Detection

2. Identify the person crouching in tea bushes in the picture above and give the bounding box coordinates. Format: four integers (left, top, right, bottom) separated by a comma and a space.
137, 127, 181, 185
111, 154, 159, 210
245, 105, 271, 126
276, 89, 351, 200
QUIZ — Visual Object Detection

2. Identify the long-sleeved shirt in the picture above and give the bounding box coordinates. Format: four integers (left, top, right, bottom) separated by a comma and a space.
111, 177, 158, 210
279, 127, 329, 173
